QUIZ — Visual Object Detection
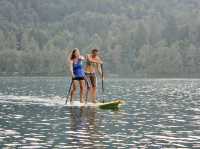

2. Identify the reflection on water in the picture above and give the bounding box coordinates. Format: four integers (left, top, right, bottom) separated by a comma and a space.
0, 77, 200, 148
0, 103, 102, 148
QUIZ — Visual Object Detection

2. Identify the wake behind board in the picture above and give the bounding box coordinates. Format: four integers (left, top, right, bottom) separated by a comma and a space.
65, 99, 125, 110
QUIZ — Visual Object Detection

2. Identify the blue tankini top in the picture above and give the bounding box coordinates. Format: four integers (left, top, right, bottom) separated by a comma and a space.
73, 59, 85, 78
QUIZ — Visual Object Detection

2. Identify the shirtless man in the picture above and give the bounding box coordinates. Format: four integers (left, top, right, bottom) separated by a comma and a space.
85, 49, 103, 103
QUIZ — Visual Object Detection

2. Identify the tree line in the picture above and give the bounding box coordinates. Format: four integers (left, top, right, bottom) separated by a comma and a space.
1, 0, 200, 77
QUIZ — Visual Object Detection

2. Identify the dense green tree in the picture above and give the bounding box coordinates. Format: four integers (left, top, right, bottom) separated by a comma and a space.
0, 0, 200, 77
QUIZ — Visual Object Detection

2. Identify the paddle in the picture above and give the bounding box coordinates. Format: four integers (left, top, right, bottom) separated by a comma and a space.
101, 64, 105, 103
65, 79, 73, 104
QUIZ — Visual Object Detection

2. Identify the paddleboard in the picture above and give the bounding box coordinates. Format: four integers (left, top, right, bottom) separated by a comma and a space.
97, 99, 125, 110
65, 99, 125, 110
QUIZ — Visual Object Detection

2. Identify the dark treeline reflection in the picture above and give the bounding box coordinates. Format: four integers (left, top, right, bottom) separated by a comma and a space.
1, 0, 200, 77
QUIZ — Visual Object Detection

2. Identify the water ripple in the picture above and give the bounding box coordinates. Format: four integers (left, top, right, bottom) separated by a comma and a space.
0, 78, 200, 148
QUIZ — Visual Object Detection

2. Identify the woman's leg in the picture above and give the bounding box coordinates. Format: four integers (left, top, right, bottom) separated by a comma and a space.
70, 80, 77, 103
79, 80, 85, 103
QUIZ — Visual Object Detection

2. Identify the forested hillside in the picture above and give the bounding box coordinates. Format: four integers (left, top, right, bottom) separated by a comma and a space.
1, 0, 200, 77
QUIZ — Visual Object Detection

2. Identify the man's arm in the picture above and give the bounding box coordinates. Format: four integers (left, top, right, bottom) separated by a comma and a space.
96, 56, 103, 77
97, 63, 103, 78
86, 54, 103, 64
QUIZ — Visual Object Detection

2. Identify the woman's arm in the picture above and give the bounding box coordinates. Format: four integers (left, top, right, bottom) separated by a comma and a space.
79, 55, 85, 60
69, 60, 75, 78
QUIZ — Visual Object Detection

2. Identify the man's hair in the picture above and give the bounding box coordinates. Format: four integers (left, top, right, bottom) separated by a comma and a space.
91, 48, 99, 54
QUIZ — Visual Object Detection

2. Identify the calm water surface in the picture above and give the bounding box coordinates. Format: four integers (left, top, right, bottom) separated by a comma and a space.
0, 77, 200, 148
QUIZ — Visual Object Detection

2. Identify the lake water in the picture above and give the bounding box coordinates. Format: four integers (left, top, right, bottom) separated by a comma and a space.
0, 77, 200, 148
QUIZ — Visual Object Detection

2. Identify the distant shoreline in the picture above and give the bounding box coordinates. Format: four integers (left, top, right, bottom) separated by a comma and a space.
0, 73, 120, 78
1, 75, 200, 79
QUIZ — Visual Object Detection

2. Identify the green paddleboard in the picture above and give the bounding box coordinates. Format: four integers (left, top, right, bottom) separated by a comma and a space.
65, 99, 125, 110
97, 99, 125, 110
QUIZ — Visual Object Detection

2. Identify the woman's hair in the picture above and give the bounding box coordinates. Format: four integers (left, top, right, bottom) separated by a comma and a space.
70, 48, 79, 60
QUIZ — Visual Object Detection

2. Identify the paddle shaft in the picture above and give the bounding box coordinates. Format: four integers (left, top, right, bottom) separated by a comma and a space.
101, 64, 105, 103
65, 79, 73, 104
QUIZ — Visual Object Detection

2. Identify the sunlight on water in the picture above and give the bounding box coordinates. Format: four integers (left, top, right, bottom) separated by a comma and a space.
0, 77, 200, 148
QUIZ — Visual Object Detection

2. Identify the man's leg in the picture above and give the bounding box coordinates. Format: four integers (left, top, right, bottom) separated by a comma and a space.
90, 74, 97, 103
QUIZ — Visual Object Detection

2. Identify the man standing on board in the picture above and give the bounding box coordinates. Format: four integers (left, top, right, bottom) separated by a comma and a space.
85, 49, 103, 103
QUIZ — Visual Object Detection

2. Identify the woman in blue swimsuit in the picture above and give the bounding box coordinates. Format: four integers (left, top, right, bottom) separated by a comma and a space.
68, 48, 86, 103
